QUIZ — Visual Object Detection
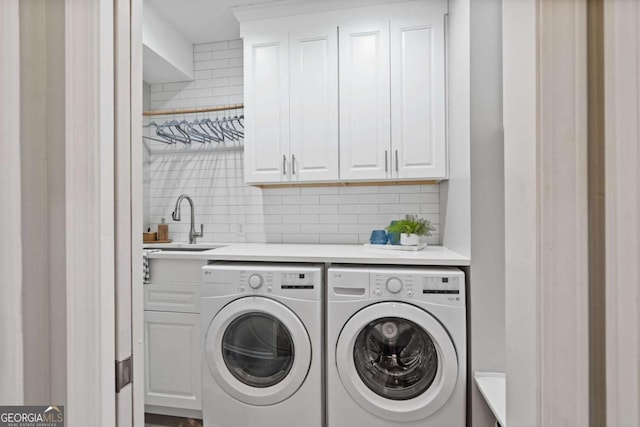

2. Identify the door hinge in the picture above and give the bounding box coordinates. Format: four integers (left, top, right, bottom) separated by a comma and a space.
115, 356, 133, 393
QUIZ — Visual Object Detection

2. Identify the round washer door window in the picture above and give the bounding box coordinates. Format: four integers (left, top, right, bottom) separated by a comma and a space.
353, 317, 439, 401
205, 297, 311, 406
336, 302, 458, 422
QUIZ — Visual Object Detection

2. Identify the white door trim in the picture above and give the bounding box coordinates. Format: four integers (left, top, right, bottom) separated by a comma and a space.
131, 0, 145, 424
64, 0, 116, 424
604, 1, 640, 425
0, 0, 24, 405
504, 0, 589, 425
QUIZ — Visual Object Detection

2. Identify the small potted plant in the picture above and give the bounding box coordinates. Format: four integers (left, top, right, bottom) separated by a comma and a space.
386, 214, 435, 246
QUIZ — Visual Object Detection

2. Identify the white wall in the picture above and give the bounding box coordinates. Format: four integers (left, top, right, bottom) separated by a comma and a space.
441, 0, 471, 260
469, 0, 505, 426
143, 0, 193, 83
145, 39, 442, 245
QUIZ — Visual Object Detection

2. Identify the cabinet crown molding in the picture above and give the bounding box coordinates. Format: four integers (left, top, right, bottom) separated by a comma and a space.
231, 0, 425, 23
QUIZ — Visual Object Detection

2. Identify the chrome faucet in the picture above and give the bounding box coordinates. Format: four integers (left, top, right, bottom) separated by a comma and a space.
172, 194, 204, 244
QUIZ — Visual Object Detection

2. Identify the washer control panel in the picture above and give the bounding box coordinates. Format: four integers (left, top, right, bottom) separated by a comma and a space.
422, 276, 461, 295
370, 270, 463, 304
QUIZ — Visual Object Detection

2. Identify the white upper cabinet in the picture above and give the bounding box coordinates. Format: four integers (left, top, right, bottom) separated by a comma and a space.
239, 0, 448, 185
289, 23, 339, 182
391, 3, 447, 179
338, 20, 391, 181
244, 31, 290, 183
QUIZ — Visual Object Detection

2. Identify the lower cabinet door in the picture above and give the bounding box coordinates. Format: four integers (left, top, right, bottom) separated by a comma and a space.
144, 311, 202, 410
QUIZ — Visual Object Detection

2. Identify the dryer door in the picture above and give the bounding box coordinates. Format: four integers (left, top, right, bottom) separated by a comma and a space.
336, 302, 458, 422
205, 296, 311, 405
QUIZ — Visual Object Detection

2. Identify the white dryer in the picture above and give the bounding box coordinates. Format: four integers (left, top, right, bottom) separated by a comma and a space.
201, 263, 323, 427
327, 266, 466, 427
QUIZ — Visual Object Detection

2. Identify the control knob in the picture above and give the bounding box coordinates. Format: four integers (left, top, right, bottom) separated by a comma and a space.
386, 277, 403, 294
248, 274, 263, 289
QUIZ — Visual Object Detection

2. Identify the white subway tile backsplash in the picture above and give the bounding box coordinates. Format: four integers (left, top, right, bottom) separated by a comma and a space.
300, 187, 339, 195
194, 41, 229, 52
339, 186, 379, 194
163, 81, 194, 92
281, 214, 320, 224
300, 204, 339, 214
339, 204, 380, 214
211, 67, 244, 78
281, 234, 320, 244
196, 78, 230, 89
281, 195, 319, 205
320, 234, 359, 244
194, 70, 213, 80
318, 214, 360, 224
228, 39, 243, 49
264, 205, 301, 215
212, 48, 243, 60
357, 193, 399, 204
379, 204, 422, 214
194, 51, 213, 62
228, 57, 244, 68
319, 194, 358, 204
195, 59, 229, 71
146, 39, 441, 245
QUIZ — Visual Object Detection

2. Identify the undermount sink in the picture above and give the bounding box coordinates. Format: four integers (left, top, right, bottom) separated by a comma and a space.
144, 242, 227, 251
156, 247, 212, 252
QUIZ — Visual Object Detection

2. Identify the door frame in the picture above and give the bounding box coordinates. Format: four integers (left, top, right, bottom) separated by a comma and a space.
0, 0, 24, 405
604, 1, 640, 425
503, 0, 590, 425
64, 0, 117, 424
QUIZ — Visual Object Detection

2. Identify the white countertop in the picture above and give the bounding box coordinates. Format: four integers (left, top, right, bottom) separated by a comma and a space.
474, 372, 506, 427
144, 242, 470, 266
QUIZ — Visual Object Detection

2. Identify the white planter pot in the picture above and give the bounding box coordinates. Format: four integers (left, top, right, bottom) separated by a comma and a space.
400, 233, 420, 246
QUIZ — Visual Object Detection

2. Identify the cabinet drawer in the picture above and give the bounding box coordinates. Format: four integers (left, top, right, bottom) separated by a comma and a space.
148, 259, 206, 284
144, 284, 201, 313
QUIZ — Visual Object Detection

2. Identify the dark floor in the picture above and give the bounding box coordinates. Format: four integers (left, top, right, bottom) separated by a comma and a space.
145, 413, 203, 427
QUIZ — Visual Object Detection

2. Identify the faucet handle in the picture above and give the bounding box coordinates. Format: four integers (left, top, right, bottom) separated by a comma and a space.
196, 224, 204, 238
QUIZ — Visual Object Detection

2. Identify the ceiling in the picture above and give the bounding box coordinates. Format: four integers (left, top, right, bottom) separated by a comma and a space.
146, 0, 241, 44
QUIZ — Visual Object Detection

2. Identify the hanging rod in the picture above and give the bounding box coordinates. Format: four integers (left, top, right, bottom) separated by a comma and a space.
142, 103, 244, 117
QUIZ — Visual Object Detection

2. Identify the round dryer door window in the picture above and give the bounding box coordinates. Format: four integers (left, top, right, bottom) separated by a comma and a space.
222, 312, 294, 388
205, 297, 312, 406
336, 302, 458, 422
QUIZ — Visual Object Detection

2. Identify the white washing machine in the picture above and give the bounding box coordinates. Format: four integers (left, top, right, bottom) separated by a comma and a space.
327, 266, 466, 427
201, 262, 323, 427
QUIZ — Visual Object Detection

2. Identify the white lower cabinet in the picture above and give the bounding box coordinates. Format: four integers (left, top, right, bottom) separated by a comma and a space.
144, 258, 205, 414
144, 310, 202, 411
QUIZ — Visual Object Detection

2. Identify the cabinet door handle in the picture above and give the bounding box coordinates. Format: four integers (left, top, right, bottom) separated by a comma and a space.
385, 150, 388, 172
292, 154, 296, 175
395, 150, 399, 172
283, 154, 287, 175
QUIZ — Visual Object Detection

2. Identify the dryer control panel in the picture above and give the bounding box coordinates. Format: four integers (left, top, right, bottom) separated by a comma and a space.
202, 262, 323, 300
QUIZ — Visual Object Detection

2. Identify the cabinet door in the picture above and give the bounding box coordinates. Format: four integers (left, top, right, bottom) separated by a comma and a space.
289, 24, 339, 182
244, 31, 290, 184
391, 4, 447, 179
144, 311, 201, 410
339, 21, 391, 181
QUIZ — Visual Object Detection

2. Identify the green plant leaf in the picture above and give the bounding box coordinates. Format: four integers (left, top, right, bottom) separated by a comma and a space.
385, 214, 434, 237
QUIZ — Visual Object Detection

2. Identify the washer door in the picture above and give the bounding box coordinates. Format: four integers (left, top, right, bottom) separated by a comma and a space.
336, 302, 458, 422
205, 297, 311, 406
